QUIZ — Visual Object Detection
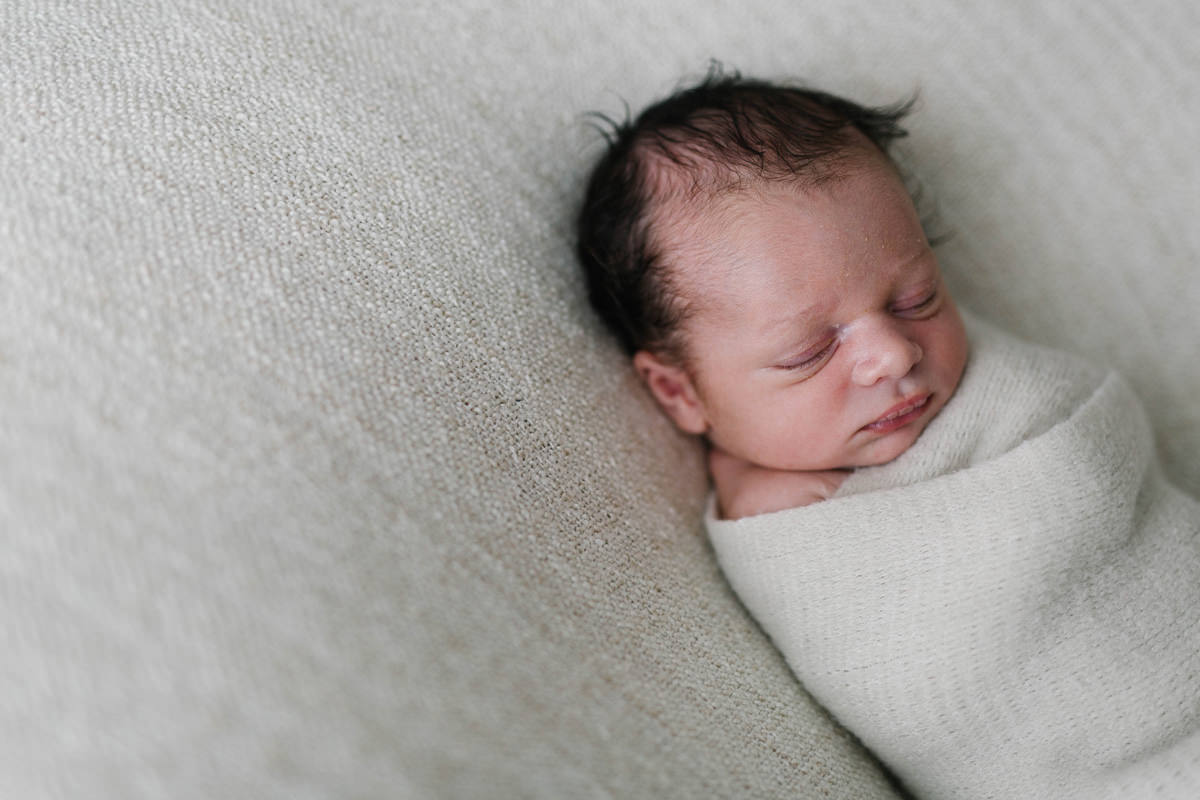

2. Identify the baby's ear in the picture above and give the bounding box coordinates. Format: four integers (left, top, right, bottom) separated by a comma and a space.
632, 349, 709, 435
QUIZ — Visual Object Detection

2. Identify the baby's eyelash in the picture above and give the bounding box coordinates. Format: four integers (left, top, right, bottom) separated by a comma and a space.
781, 339, 837, 371
891, 290, 939, 315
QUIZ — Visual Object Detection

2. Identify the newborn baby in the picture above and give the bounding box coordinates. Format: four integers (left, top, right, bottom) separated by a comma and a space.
576, 69, 966, 521
577, 67, 1200, 799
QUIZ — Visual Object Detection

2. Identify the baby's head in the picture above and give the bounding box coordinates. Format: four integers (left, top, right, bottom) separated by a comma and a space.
577, 68, 967, 471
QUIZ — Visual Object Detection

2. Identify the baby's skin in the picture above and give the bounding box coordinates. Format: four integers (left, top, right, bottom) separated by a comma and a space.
632, 140, 969, 520
708, 447, 850, 519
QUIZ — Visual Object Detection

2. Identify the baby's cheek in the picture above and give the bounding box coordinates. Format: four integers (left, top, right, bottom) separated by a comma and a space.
939, 306, 970, 375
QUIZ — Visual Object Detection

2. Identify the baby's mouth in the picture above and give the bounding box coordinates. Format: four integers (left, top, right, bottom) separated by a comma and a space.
862, 394, 932, 433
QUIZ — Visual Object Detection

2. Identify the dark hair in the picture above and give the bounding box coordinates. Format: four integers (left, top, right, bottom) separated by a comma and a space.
575, 64, 916, 363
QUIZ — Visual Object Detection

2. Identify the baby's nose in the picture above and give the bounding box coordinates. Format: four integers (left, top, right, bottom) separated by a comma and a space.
848, 319, 923, 386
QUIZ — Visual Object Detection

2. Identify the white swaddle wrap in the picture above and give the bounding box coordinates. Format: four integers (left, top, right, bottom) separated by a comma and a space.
705, 313, 1200, 799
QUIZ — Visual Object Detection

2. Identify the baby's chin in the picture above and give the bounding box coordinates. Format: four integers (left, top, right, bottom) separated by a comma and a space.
757, 433, 923, 473
740, 413, 937, 472
846, 417, 931, 469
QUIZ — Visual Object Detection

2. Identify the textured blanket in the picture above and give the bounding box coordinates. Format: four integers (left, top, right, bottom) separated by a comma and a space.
706, 313, 1200, 799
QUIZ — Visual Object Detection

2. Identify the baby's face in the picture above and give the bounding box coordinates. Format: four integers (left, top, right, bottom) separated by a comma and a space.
645, 148, 968, 471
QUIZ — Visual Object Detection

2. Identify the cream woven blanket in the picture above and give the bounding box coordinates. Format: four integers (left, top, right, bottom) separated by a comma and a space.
706, 314, 1200, 799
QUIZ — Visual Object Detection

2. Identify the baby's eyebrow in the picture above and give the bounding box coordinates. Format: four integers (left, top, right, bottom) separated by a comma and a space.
756, 303, 831, 351
756, 291, 836, 330
759, 307, 815, 335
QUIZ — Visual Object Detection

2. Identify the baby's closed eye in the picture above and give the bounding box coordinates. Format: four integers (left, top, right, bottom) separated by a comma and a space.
889, 287, 941, 318
779, 338, 837, 372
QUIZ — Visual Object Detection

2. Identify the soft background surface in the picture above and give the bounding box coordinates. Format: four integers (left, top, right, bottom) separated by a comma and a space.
1, 1, 1196, 798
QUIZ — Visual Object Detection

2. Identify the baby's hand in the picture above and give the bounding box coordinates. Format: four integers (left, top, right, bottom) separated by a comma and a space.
708, 447, 850, 521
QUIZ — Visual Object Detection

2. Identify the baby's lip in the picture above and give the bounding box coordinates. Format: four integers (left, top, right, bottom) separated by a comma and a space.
862, 393, 932, 431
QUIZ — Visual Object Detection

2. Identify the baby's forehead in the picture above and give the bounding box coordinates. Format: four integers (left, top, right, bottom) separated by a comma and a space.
648, 176, 826, 300
653, 152, 923, 327
646, 143, 883, 257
